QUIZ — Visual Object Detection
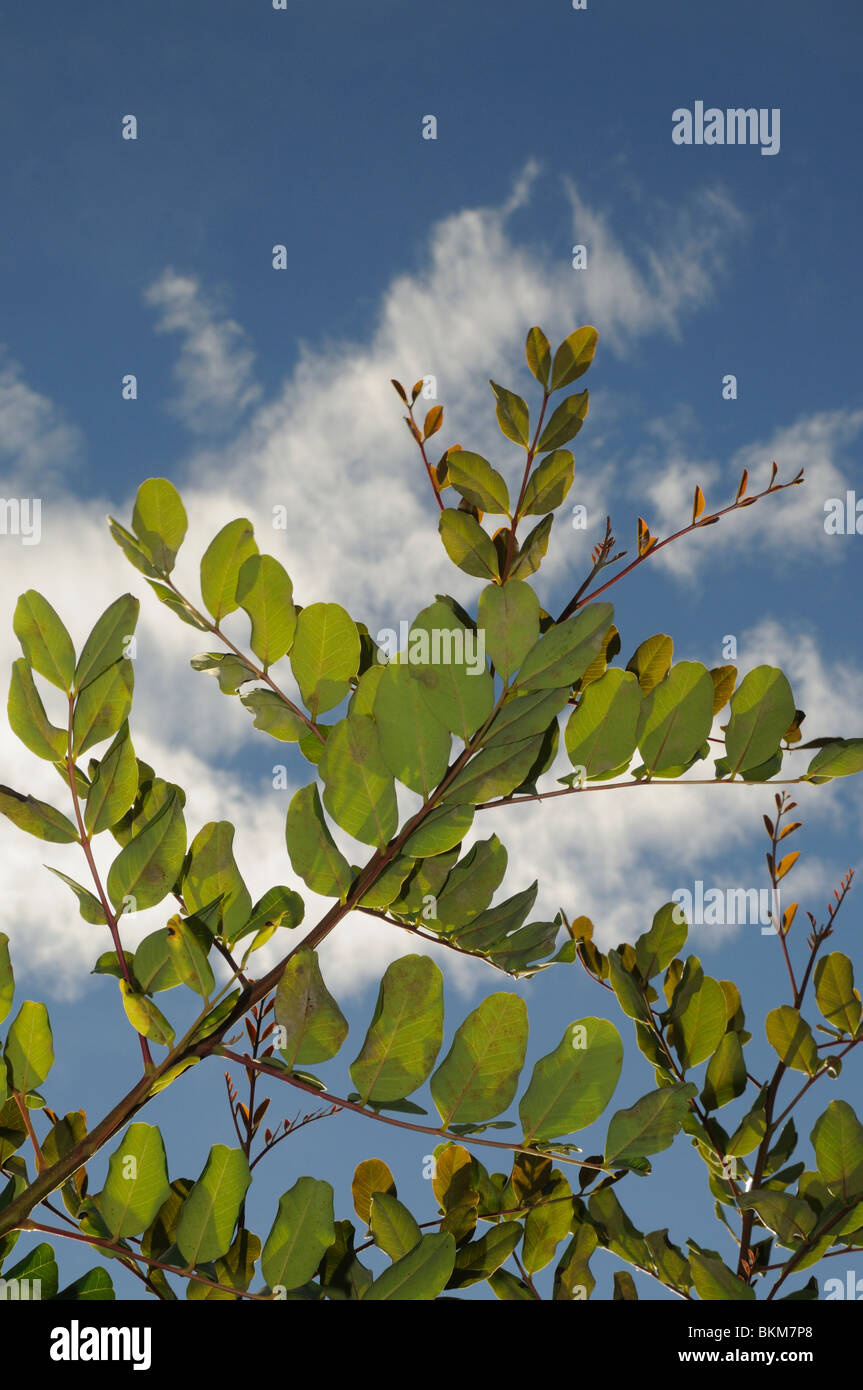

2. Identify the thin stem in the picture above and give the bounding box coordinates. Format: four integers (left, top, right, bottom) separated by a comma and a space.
475, 776, 808, 812
22, 1220, 272, 1300
557, 470, 803, 623
162, 577, 325, 744
14, 1092, 45, 1171
512, 1249, 541, 1299
220, 1049, 607, 1174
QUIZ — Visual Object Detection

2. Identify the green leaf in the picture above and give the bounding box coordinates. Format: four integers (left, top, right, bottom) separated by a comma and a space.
190, 652, 257, 693
702, 1032, 747, 1110
565, 668, 641, 778
450, 881, 537, 954
131, 478, 188, 574
240, 689, 307, 741
350, 956, 444, 1104
97, 1123, 171, 1239
106, 788, 187, 912
352, 1159, 397, 1226
402, 804, 474, 858
550, 326, 598, 391
490, 1268, 535, 1300
669, 977, 727, 1071
516, 1173, 572, 1273
370, 1193, 422, 1261
604, 1083, 697, 1168
489, 381, 529, 447
108, 517, 162, 579
239, 885, 304, 940
262, 1177, 335, 1292
726, 1092, 769, 1157
519, 1018, 623, 1142
54, 1267, 116, 1301
8, 659, 67, 760
738, 1190, 816, 1247
483, 687, 570, 750
200, 518, 258, 622
724, 666, 795, 776
84, 722, 138, 834
75, 595, 140, 692
72, 657, 134, 756
285, 783, 353, 900
13, 591, 75, 691
434, 836, 508, 930
521, 450, 575, 515
810, 1100, 863, 1201
509, 514, 553, 581
319, 714, 399, 848
5, 1243, 59, 1300
431, 993, 528, 1127
362, 1231, 455, 1300
512, 603, 613, 693
626, 634, 673, 694
45, 867, 108, 925
290, 602, 360, 716
446, 450, 511, 515
607, 950, 652, 1022
806, 739, 863, 783
372, 661, 451, 799
536, 390, 589, 452
0, 786, 77, 843
477, 580, 540, 683
235, 554, 297, 666
182, 821, 252, 942
553, 1222, 599, 1300
187, 1229, 262, 1300
274, 947, 349, 1067
613, 1270, 639, 1300
438, 509, 499, 580
4, 1000, 54, 1092
0, 934, 13, 1025
317, 1220, 373, 1301
635, 902, 688, 979
814, 953, 862, 1034
450, 1221, 522, 1288
636, 662, 714, 774
406, 601, 494, 741
133, 928, 186, 994
146, 580, 209, 630
176, 1146, 252, 1266
689, 1250, 755, 1301
525, 326, 551, 387
166, 915, 215, 998
765, 1006, 819, 1075
119, 982, 175, 1047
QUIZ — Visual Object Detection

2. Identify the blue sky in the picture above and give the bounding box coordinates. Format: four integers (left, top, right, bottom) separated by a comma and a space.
1, 0, 862, 1300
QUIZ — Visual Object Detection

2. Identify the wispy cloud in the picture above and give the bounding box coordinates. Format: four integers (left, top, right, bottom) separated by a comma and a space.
1, 167, 857, 1000
144, 270, 262, 434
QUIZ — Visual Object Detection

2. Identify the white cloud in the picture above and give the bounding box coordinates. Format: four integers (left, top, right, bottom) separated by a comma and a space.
635, 409, 863, 582
1, 167, 858, 1003
144, 270, 262, 434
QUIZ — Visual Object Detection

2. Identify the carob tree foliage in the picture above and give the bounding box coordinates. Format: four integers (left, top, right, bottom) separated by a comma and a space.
1, 324, 863, 1301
